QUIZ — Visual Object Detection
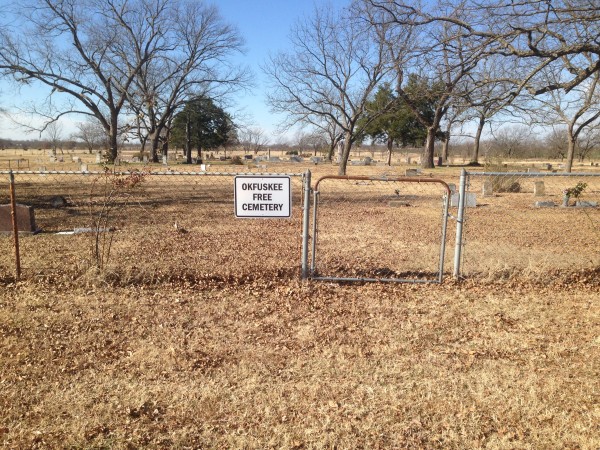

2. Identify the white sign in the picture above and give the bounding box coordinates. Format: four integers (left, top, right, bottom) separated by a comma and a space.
234, 176, 292, 218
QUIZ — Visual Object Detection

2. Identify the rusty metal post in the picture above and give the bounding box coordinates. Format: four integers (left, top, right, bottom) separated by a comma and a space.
9, 171, 21, 280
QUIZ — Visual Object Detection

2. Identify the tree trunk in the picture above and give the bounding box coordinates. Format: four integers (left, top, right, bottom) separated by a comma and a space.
386, 136, 393, 166
185, 116, 192, 164
565, 131, 575, 173
108, 122, 119, 162
338, 132, 353, 175
422, 128, 435, 169
442, 136, 449, 164
471, 115, 485, 165
327, 142, 335, 161
149, 132, 160, 163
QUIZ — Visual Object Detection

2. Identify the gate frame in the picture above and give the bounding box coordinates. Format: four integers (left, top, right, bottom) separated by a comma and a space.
306, 175, 452, 283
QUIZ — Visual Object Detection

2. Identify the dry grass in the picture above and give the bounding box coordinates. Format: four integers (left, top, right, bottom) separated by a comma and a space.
1, 277, 598, 449
1, 159, 599, 448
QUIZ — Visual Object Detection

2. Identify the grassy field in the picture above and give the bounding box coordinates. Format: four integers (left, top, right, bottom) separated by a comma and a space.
1, 152, 599, 448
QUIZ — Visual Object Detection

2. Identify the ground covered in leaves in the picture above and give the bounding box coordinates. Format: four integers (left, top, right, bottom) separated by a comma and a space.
1, 273, 598, 449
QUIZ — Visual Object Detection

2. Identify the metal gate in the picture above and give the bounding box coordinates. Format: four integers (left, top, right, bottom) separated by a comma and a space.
307, 175, 452, 283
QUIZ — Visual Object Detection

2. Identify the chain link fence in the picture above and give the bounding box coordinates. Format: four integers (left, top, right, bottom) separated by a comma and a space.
0, 169, 307, 283
460, 171, 600, 278
309, 175, 454, 283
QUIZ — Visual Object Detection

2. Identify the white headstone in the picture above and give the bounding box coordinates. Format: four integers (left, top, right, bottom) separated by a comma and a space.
482, 180, 493, 197
451, 193, 477, 207
533, 181, 545, 196
95, 153, 102, 163
162, 155, 168, 165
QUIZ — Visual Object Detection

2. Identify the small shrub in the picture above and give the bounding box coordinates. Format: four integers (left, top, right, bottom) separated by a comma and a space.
230, 155, 243, 165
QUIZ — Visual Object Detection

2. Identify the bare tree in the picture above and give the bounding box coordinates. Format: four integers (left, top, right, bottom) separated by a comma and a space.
239, 127, 269, 156
127, 1, 248, 162
44, 121, 63, 155
524, 55, 600, 172
264, 4, 404, 175
0, 0, 240, 162
366, 0, 485, 168
72, 119, 107, 154
489, 125, 531, 159
576, 126, 600, 164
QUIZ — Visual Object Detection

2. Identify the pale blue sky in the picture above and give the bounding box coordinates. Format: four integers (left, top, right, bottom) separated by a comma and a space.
0, 0, 351, 142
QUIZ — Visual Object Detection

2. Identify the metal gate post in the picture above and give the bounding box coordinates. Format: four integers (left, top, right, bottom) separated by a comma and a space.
9, 171, 21, 280
301, 170, 311, 279
438, 190, 450, 283
453, 169, 467, 279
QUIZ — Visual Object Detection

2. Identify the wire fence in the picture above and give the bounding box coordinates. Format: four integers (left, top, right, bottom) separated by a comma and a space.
0, 169, 307, 283
461, 171, 600, 277
2, 167, 600, 283
310, 175, 454, 283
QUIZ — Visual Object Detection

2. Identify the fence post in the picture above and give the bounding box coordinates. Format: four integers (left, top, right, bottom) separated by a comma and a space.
453, 168, 467, 279
9, 170, 21, 280
301, 169, 311, 279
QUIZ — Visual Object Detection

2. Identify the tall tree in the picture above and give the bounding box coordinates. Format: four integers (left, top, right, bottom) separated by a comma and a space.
366, 0, 484, 168
524, 55, 600, 172
264, 4, 406, 175
0, 0, 246, 163
0, 0, 179, 161
127, 1, 248, 163
171, 96, 233, 164
359, 83, 427, 165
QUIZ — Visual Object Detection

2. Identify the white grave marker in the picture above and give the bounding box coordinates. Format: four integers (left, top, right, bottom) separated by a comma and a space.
234, 176, 291, 218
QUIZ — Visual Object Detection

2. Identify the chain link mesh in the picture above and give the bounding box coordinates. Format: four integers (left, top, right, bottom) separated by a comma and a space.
310, 176, 453, 282
462, 171, 600, 277
0, 169, 305, 282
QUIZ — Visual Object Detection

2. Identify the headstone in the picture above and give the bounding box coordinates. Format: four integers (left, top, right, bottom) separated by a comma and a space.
447, 183, 457, 194
451, 193, 477, 207
350, 160, 365, 166
545, 164, 553, 171
49, 155, 57, 162
363, 156, 372, 166
72, 156, 81, 163
143, 155, 148, 164
200, 164, 206, 171
406, 156, 411, 164
58, 156, 64, 162
482, 180, 493, 197
575, 200, 598, 208
289, 155, 303, 163
527, 168, 539, 173
533, 181, 545, 196
95, 152, 102, 164
310, 156, 322, 164
405, 168, 420, 176
244, 155, 253, 160
0, 203, 39, 234
535, 201, 555, 208
162, 155, 168, 165
132, 156, 140, 162
80, 163, 88, 172
268, 156, 281, 162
